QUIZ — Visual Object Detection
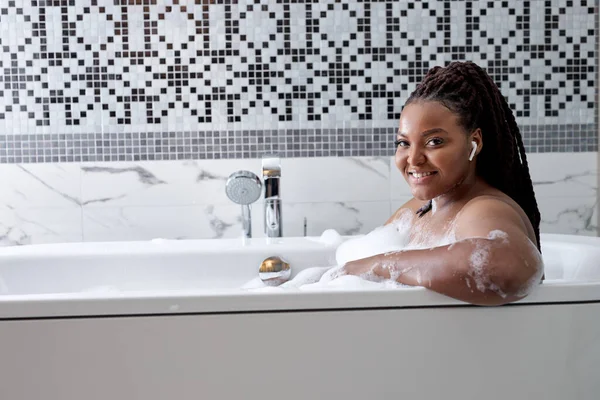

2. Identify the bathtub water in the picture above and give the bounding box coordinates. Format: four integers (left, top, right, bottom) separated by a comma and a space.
0, 233, 599, 399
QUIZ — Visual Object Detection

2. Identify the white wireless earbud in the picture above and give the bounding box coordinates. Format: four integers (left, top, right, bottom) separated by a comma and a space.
468, 141, 477, 161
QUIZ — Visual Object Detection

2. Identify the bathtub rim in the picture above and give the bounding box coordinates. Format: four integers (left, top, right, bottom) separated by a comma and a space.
0, 279, 599, 320
0, 233, 599, 320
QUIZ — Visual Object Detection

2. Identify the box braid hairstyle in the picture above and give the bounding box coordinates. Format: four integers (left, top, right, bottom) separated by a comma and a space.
406, 61, 541, 251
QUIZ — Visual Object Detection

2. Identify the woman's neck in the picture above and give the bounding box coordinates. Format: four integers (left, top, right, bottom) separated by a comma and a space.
431, 170, 483, 212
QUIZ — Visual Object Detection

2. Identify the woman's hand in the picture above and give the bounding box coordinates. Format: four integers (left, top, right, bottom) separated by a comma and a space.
339, 255, 392, 282
342, 257, 373, 277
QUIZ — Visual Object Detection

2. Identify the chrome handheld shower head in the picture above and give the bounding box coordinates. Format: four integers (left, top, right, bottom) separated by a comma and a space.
225, 171, 262, 238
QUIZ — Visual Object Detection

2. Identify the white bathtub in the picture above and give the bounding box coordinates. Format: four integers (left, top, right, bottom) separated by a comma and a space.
0, 233, 599, 399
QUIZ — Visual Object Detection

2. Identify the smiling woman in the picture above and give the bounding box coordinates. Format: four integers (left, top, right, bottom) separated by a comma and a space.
339, 61, 544, 306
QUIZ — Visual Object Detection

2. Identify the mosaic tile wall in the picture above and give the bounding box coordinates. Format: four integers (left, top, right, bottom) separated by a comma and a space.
0, 0, 597, 163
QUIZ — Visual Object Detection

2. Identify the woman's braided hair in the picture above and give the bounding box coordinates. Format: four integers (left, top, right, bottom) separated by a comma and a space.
405, 61, 541, 250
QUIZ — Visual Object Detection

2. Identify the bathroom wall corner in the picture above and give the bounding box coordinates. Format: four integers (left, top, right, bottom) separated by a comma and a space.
597, 16, 600, 237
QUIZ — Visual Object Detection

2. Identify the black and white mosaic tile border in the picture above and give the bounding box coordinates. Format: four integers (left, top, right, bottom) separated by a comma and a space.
0, 124, 597, 163
0, 0, 597, 157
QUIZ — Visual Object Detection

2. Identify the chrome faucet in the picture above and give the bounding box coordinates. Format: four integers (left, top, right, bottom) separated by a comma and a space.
262, 155, 282, 238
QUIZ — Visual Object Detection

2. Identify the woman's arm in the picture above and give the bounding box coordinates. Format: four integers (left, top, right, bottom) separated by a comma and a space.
342, 198, 544, 306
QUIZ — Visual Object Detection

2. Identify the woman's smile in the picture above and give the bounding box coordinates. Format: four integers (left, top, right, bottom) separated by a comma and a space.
407, 170, 438, 184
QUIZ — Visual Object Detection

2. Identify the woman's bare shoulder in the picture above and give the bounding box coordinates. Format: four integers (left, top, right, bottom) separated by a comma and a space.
385, 198, 423, 225
455, 192, 535, 242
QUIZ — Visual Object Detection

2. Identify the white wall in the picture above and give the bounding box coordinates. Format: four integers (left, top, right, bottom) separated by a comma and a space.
0, 153, 597, 245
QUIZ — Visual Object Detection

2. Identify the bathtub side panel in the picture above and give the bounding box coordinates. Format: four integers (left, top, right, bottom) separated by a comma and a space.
0, 304, 598, 400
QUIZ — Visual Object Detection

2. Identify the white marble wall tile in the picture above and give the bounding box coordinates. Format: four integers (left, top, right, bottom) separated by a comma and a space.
80, 159, 259, 207
280, 201, 392, 237
0, 164, 83, 245
80, 156, 391, 208
239, 198, 392, 239
0, 153, 597, 245
0, 206, 83, 246
0, 163, 82, 208
281, 157, 390, 202
82, 204, 244, 242
528, 153, 597, 198
82, 200, 392, 243
538, 196, 598, 236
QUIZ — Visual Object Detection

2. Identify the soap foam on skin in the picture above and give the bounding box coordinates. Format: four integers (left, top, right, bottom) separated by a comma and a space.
242, 221, 526, 299
387, 265, 414, 282
243, 222, 419, 292
431, 199, 438, 215
415, 269, 423, 285
243, 209, 462, 292
243, 215, 455, 292
334, 212, 413, 266
464, 230, 513, 298
408, 214, 458, 250
330, 227, 514, 296
488, 229, 509, 242
469, 247, 489, 292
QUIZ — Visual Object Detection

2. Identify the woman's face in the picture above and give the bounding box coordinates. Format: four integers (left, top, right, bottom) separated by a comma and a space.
394, 101, 479, 201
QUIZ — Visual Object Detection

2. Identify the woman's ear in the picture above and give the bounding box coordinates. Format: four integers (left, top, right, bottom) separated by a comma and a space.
469, 128, 483, 160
